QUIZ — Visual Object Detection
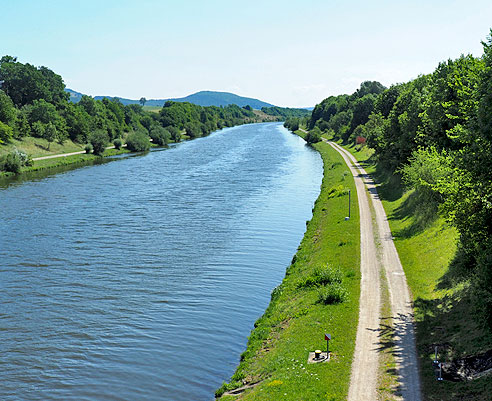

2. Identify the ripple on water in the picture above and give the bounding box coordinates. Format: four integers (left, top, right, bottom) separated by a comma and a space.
0, 123, 323, 401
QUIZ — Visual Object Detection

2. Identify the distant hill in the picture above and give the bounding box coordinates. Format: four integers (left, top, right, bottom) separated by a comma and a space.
65, 89, 275, 109
66, 88, 84, 103
170, 91, 274, 108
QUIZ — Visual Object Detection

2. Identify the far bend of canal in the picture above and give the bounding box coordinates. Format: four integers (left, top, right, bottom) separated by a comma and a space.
0, 122, 323, 401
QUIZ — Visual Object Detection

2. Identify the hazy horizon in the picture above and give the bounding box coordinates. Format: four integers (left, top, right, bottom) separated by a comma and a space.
2, 0, 492, 107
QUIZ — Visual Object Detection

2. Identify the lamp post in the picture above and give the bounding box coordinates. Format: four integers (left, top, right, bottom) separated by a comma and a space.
348, 189, 351, 219
345, 189, 351, 220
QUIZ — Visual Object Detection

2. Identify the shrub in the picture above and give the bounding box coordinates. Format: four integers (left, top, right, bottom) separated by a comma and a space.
400, 147, 452, 203
298, 265, 343, 288
126, 130, 150, 152
317, 283, 348, 305
149, 126, 170, 146
326, 184, 347, 199
84, 143, 93, 154
305, 127, 322, 144
270, 284, 283, 301
0, 149, 32, 173
113, 138, 123, 150
89, 129, 109, 155
0, 152, 21, 173
284, 117, 300, 131
0, 121, 13, 144
168, 126, 181, 142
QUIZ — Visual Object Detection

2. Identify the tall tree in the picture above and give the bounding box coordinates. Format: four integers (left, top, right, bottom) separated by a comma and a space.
0, 90, 16, 126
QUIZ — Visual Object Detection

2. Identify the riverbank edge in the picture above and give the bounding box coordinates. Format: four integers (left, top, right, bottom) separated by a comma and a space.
0, 122, 252, 179
216, 130, 361, 400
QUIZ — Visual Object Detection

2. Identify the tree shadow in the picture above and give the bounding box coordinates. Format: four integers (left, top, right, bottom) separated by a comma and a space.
371, 163, 405, 202
373, 322, 396, 352
436, 249, 475, 291
413, 287, 492, 372
390, 191, 439, 239
35, 143, 49, 151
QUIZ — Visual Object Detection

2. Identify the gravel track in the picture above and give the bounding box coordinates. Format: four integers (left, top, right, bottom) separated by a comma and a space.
328, 141, 422, 401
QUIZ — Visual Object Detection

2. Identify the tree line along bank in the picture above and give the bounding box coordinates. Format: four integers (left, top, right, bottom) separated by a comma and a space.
0, 55, 309, 173
285, 30, 492, 332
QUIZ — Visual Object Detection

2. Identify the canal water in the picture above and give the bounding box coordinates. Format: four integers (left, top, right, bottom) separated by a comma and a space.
0, 122, 323, 400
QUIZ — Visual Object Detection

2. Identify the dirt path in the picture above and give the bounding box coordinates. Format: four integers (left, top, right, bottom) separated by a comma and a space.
327, 140, 381, 400
32, 145, 120, 161
32, 150, 86, 161
329, 141, 422, 400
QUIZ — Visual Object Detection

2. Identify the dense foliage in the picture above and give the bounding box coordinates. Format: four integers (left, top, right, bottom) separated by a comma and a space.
308, 80, 386, 142
126, 129, 151, 152
0, 56, 268, 170
261, 106, 311, 119
159, 100, 255, 136
0, 148, 32, 173
310, 31, 492, 328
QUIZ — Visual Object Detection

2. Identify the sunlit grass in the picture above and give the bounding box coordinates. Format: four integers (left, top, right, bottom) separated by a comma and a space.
217, 139, 361, 400
142, 105, 162, 113
0, 136, 86, 158
345, 143, 492, 401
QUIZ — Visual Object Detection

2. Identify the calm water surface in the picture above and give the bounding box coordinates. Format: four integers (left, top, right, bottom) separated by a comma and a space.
0, 123, 323, 400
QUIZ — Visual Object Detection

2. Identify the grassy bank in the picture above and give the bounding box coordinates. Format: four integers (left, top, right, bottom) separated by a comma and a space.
342, 142, 492, 401
0, 133, 186, 178
0, 136, 86, 158
0, 146, 132, 179
217, 134, 361, 400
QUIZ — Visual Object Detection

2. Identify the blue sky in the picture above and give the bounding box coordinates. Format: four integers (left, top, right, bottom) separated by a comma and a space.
1, 0, 491, 107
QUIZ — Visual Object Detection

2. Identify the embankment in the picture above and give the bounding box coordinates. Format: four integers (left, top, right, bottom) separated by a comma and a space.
343, 143, 492, 401
217, 133, 361, 400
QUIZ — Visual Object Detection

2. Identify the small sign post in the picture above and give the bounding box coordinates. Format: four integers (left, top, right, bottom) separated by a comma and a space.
325, 333, 331, 353
434, 346, 438, 364
348, 189, 351, 219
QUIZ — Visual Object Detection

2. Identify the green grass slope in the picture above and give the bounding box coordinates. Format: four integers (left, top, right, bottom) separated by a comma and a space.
344, 143, 492, 401
217, 135, 361, 400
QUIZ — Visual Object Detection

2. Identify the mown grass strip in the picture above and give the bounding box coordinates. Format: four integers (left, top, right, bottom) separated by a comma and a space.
217, 135, 361, 400
342, 143, 492, 401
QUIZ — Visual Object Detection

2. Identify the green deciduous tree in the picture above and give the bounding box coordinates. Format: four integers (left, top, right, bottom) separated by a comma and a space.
89, 129, 109, 155
43, 122, 57, 149
126, 129, 150, 152
0, 57, 67, 107
168, 126, 181, 142
0, 120, 13, 143
149, 126, 170, 146
0, 90, 16, 126
184, 121, 201, 138
305, 127, 322, 144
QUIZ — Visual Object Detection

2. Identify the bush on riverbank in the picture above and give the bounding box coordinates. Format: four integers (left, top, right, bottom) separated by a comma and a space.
126, 130, 151, 152
89, 129, 109, 155
305, 127, 322, 144
149, 126, 170, 146
216, 141, 360, 400
297, 264, 343, 288
113, 138, 123, 149
0, 148, 32, 172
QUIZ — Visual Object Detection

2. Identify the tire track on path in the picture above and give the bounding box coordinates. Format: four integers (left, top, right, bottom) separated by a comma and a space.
329, 141, 422, 401
326, 140, 381, 401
